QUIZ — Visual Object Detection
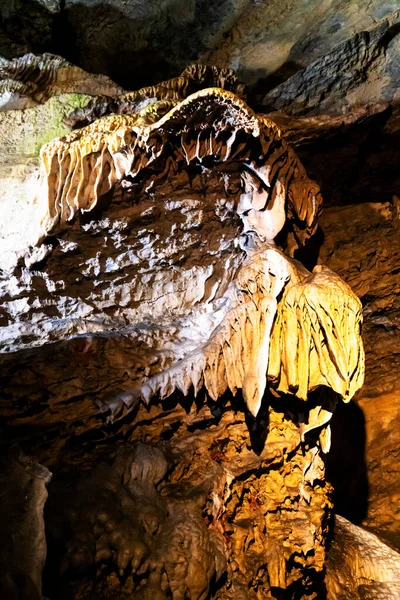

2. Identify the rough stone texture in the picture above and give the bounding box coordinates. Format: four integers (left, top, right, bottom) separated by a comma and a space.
43, 406, 331, 599
252, 13, 400, 213
0, 54, 123, 270
326, 515, 400, 599
276, 104, 400, 209
0, 62, 366, 600
0, 0, 399, 88
0, 53, 123, 110
0, 60, 245, 271
319, 202, 400, 400
360, 392, 400, 547
262, 105, 400, 544
0, 88, 363, 418
0, 92, 92, 270
0, 447, 52, 599
319, 202, 400, 549
207, 2, 400, 87
259, 16, 400, 115
0, 0, 399, 594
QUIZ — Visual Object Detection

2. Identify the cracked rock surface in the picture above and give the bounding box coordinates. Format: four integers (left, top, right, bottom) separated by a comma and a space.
326, 515, 400, 600
43, 398, 332, 600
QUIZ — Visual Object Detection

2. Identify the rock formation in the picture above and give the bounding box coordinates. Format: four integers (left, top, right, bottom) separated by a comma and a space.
0, 53, 367, 600
0, 447, 51, 599
326, 515, 400, 599
0, 0, 397, 89
0, 2, 399, 596
0, 53, 123, 110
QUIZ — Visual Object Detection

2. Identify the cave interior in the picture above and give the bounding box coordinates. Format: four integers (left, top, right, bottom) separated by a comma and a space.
0, 2, 399, 600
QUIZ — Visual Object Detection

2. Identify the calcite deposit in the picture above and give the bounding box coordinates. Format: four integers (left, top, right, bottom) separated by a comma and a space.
0, 53, 367, 600
0, 53, 123, 110
326, 515, 400, 599
0, 3, 399, 594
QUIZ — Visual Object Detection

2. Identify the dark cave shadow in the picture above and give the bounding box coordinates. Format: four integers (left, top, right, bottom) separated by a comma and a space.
95, 386, 271, 457
51, 1, 227, 89
0, 0, 57, 55
243, 398, 270, 455
295, 104, 398, 208
52, 2, 178, 88
293, 225, 325, 271
248, 21, 400, 109
378, 20, 400, 50
274, 222, 325, 272
1, 0, 188, 87
238, 388, 335, 457
325, 400, 369, 524
52, 3, 178, 89
247, 60, 304, 102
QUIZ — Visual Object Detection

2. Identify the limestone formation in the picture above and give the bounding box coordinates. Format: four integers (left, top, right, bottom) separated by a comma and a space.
0, 59, 249, 272
0, 447, 52, 599
0, 53, 123, 110
0, 0, 399, 594
66, 63, 246, 130
38, 89, 319, 243
1, 0, 397, 89
326, 515, 400, 599
44, 410, 332, 600
1, 88, 363, 418
258, 17, 400, 116
0, 64, 366, 600
319, 201, 400, 547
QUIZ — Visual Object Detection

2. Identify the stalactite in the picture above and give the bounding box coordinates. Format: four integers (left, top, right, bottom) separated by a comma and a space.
0, 78, 365, 600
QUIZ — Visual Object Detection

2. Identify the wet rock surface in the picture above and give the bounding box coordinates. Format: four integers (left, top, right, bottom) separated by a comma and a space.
42, 403, 331, 599
326, 515, 400, 600
0, 0, 398, 90
0, 64, 363, 600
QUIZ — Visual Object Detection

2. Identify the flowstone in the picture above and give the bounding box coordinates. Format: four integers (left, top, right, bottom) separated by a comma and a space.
0, 59, 364, 600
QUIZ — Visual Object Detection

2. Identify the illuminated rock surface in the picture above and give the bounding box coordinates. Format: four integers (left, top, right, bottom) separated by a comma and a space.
326, 515, 400, 600
0, 4, 399, 599
0, 58, 364, 600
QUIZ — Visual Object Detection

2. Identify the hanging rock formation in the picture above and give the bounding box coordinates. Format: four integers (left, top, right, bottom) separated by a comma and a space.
0, 65, 366, 600
0, 52, 123, 110
0, 0, 399, 595
1, 87, 363, 414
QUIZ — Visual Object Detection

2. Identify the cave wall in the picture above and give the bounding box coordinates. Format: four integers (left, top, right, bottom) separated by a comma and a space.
320, 202, 400, 547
